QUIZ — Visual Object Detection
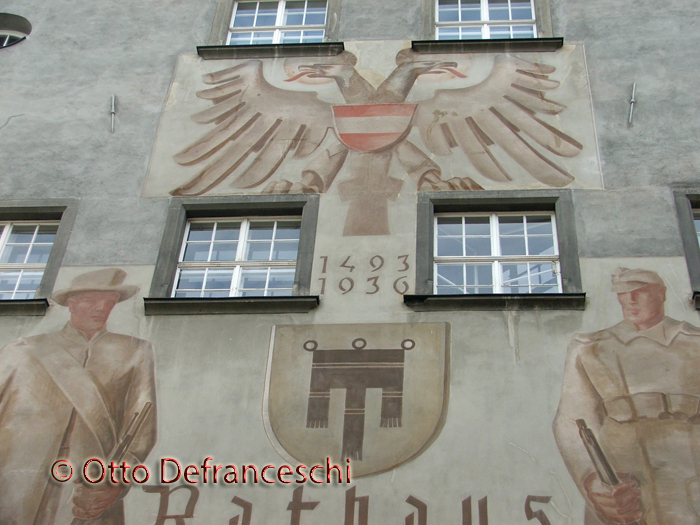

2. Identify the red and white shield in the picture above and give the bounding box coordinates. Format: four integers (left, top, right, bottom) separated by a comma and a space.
332, 103, 417, 152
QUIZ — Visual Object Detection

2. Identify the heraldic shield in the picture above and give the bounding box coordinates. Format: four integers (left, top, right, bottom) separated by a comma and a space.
264, 323, 449, 477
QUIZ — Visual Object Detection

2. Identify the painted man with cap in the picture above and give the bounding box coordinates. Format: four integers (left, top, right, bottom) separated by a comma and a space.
553, 267, 700, 525
0, 268, 157, 524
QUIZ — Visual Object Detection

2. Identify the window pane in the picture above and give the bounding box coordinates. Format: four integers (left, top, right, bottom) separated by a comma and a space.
529, 262, 557, 287
229, 32, 254, 44
488, 1, 510, 20
465, 264, 493, 287
464, 217, 490, 235
501, 263, 529, 293
511, 25, 535, 38
211, 242, 238, 261
305, 0, 327, 24
282, 31, 302, 43
205, 270, 234, 290
500, 236, 526, 256
177, 270, 205, 291
511, 1, 533, 20
528, 236, 554, 256
246, 241, 272, 260
27, 244, 52, 264
233, 2, 257, 27
461, 0, 482, 21
174, 291, 202, 298
272, 240, 299, 260
464, 237, 491, 256
437, 217, 462, 236
13, 292, 34, 300
300, 30, 324, 42
437, 27, 460, 39
275, 221, 301, 239
215, 223, 241, 241
268, 269, 295, 288
268, 289, 293, 296
240, 290, 266, 297
36, 225, 58, 243
8, 225, 36, 244
437, 236, 463, 256
436, 264, 464, 287
284, 1, 305, 25
183, 242, 211, 262
17, 271, 43, 291
248, 222, 275, 240
459, 26, 483, 39
255, 2, 279, 26
437, 286, 464, 295
438, 0, 460, 22
251, 32, 275, 43
0, 245, 29, 264
188, 223, 214, 242
0, 271, 19, 292
490, 25, 512, 38
526, 216, 553, 235
203, 290, 231, 298
240, 268, 268, 289
499, 216, 524, 235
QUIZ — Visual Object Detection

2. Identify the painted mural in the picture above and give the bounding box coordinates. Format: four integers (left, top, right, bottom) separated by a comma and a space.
554, 268, 700, 525
143, 41, 602, 236
0, 268, 156, 524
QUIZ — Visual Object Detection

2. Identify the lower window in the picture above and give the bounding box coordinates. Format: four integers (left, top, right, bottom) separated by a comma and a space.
173, 218, 301, 298
0, 222, 59, 299
434, 213, 560, 294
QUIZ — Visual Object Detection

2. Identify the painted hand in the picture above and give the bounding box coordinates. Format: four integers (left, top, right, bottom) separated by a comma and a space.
72, 482, 125, 520
584, 472, 643, 524
418, 171, 484, 191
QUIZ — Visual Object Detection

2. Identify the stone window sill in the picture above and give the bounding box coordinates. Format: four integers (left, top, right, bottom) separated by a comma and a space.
0, 298, 49, 316
197, 42, 344, 60
143, 296, 319, 315
412, 37, 563, 55
403, 293, 585, 311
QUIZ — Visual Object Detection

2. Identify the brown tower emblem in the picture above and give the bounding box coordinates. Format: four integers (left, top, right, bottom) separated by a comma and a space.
305, 337, 415, 460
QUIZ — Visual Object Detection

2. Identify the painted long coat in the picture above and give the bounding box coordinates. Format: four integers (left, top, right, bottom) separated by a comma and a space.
0, 323, 157, 524
553, 317, 700, 525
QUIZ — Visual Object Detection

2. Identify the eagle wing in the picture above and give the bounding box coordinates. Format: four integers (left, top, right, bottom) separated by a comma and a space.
413, 55, 583, 187
172, 60, 335, 196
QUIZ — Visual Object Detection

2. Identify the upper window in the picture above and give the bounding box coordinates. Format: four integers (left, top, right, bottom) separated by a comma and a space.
228, 0, 327, 45
173, 218, 301, 298
434, 213, 560, 294
0, 222, 59, 299
436, 0, 537, 40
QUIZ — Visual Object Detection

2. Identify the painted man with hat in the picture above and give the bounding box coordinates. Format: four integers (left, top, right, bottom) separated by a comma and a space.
553, 267, 700, 525
0, 268, 157, 524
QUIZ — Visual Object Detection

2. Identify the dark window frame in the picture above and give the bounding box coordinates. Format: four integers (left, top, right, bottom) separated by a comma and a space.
673, 191, 700, 309
406, 189, 584, 311
146, 194, 320, 315
0, 200, 78, 315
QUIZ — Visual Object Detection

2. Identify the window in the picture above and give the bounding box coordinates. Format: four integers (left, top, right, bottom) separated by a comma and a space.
227, 0, 327, 45
0, 13, 31, 49
434, 213, 560, 294
436, 0, 537, 40
173, 218, 301, 298
0, 223, 59, 299
407, 190, 583, 310
673, 192, 700, 309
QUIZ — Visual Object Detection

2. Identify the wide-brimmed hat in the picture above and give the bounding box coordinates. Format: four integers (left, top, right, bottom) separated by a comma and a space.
52, 268, 139, 306
611, 267, 665, 293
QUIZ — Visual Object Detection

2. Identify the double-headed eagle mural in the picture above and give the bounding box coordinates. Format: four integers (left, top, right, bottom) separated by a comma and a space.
170, 48, 583, 235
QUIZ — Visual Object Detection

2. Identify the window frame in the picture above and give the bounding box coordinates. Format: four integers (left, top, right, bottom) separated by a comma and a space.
433, 211, 562, 295
0, 200, 78, 315
673, 191, 700, 309
173, 216, 303, 298
146, 194, 320, 315
421, 0, 552, 40
208, 0, 340, 46
406, 190, 584, 311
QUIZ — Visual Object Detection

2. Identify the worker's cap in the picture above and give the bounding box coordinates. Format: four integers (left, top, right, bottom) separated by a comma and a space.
611, 267, 665, 293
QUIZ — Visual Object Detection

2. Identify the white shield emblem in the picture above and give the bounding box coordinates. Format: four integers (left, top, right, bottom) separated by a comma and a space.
332, 104, 417, 152
263, 323, 449, 477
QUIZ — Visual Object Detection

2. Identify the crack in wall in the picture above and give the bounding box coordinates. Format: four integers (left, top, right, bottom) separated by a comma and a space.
0, 114, 25, 131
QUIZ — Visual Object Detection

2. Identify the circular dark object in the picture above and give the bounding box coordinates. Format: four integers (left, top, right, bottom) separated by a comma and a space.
0, 13, 32, 49
401, 339, 416, 350
351, 338, 367, 350
303, 340, 318, 352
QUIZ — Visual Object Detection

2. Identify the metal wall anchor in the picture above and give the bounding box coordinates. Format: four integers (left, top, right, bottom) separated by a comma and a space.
628, 83, 636, 127
110, 94, 116, 133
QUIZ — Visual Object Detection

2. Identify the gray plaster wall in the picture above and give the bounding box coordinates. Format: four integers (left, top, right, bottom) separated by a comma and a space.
2, 0, 698, 264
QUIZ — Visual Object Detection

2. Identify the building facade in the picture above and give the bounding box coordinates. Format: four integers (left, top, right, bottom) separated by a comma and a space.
2, 0, 700, 523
